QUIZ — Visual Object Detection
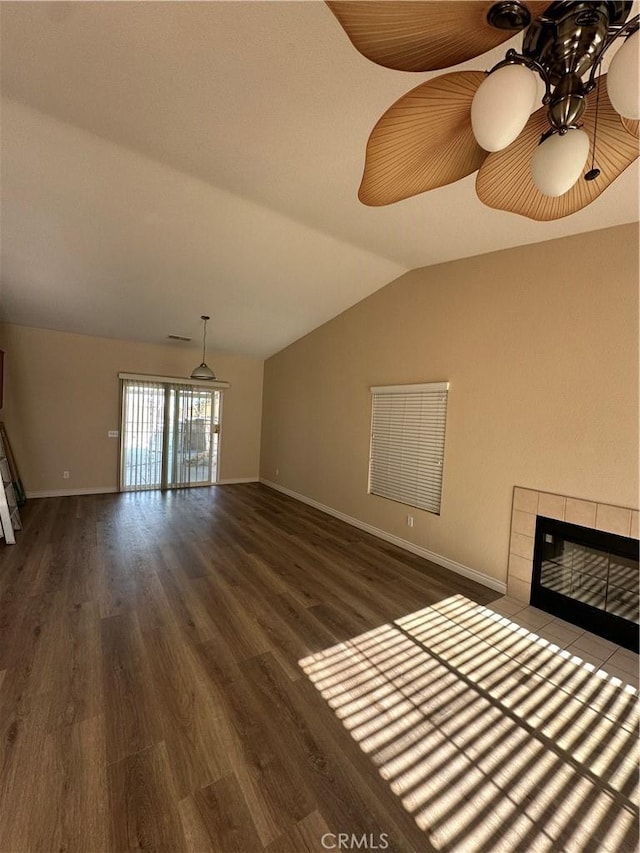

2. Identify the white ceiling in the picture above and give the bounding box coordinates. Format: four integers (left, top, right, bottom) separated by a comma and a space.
1, 1, 638, 358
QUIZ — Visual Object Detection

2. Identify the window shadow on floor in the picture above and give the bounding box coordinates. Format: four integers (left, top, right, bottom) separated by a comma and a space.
299, 594, 639, 852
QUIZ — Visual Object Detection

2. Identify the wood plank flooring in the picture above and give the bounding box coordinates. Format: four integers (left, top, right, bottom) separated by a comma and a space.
0, 484, 636, 852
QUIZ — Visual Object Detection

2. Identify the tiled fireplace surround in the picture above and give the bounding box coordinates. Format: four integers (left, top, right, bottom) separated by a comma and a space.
507, 486, 640, 603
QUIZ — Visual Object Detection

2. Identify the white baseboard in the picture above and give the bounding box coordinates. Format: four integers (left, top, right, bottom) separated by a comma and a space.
260, 478, 506, 595
27, 481, 258, 498
26, 486, 118, 499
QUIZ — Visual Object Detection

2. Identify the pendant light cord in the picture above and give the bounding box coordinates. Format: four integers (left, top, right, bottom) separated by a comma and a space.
202, 318, 207, 363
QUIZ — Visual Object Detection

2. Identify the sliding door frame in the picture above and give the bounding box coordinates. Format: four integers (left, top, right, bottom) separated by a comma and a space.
118, 372, 229, 493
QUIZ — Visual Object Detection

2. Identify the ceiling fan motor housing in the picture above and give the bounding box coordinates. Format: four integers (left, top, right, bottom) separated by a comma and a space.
520, 1, 633, 130
523, 2, 631, 83
548, 72, 586, 130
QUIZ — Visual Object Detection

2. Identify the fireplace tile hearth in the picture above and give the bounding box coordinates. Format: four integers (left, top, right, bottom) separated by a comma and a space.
571, 631, 618, 659
490, 596, 639, 691
540, 620, 584, 648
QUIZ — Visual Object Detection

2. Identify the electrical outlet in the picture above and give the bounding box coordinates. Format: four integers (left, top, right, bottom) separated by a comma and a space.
108, 430, 119, 438
407, 515, 414, 527
63, 470, 70, 479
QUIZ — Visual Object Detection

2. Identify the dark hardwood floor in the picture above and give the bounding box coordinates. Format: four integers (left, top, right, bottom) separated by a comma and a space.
0, 483, 500, 852
3, 484, 637, 852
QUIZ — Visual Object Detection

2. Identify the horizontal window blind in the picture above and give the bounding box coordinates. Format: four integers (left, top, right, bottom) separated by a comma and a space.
369, 382, 449, 515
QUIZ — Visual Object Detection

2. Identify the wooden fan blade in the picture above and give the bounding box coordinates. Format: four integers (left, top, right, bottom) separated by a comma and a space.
475, 75, 640, 221
359, 71, 487, 206
326, 1, 550, 72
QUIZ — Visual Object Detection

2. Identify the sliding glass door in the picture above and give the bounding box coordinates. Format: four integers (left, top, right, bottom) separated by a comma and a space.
166, 386, 220, 488
120, 380, 221, 492
120, 381, 165, 490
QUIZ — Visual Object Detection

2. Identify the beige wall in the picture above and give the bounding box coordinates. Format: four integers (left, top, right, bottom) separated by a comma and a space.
260, 224, 639, 586
1, 323, 263, 493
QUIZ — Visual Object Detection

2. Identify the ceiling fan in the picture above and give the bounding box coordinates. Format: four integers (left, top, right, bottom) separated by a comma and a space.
327, 1, 639, 220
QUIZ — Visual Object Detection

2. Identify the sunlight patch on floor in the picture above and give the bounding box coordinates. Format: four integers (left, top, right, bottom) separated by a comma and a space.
299, 594, 639, 852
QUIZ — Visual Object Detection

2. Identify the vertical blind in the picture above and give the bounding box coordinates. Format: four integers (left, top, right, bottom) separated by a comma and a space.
120, 378, 221, 492
369, 382, 449, 515
166, 385, 219, 489
121, 380, 166, 491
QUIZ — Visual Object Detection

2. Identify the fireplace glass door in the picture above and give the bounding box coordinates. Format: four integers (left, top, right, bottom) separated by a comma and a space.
531, 516, 639, 652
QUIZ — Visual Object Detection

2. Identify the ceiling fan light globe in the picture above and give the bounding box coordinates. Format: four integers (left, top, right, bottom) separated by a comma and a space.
530, 129, 591, 197
471, 64, 538, 152
607, 31, 640, 120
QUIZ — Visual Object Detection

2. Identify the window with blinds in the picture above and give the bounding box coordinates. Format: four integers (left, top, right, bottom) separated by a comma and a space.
368, 382, 449, 515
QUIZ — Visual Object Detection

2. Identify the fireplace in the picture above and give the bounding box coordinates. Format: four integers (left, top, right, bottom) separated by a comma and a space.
531, 515, 639, 652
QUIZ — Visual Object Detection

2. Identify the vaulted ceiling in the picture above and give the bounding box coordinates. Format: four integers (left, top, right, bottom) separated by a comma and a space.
1, 1, 638, 357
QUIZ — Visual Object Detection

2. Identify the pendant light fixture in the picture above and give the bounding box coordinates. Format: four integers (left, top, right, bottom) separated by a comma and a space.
190, 315, 216, 380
